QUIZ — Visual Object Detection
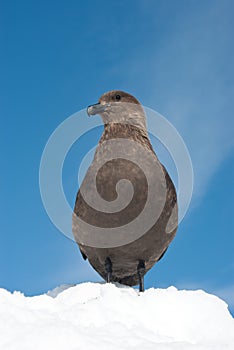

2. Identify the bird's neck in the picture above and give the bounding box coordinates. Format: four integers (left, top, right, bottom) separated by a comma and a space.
100, 123, 154, 152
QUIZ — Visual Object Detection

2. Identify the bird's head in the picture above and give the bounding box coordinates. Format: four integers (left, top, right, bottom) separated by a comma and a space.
87, 90, 146, 130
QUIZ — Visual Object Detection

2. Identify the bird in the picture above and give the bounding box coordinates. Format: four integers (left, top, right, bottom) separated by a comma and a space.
72, 90, 178, 292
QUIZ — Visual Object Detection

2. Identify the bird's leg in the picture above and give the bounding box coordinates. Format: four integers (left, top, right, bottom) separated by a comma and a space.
105, 257, 112, 283
137, 260, 145, 292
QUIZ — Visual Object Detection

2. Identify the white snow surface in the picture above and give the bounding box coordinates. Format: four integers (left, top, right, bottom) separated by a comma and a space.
0, 282, 234, 350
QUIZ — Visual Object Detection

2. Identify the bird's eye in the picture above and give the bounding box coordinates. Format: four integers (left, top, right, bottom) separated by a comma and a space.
115, 94, 121, 101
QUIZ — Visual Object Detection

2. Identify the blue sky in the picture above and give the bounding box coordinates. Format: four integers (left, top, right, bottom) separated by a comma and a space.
1, 0, 233, 314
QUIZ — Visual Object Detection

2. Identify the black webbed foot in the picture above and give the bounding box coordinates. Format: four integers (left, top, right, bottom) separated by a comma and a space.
105, 257, 112, 283
137, 260, 145, 292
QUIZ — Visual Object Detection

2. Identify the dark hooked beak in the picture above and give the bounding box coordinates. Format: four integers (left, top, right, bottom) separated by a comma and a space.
87, 103, 110, 116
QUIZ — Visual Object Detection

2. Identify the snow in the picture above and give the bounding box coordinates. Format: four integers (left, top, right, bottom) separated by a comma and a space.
0, 283, 234, 350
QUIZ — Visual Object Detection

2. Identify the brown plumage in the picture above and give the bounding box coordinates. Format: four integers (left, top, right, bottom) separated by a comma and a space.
72, 90, 178, 289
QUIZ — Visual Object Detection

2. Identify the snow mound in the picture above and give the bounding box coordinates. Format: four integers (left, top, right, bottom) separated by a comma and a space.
0, 283, 233, 350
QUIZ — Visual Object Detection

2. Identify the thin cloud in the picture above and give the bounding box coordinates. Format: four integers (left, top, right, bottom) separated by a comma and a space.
118, 0, 233, 204
214, 284, 234, 309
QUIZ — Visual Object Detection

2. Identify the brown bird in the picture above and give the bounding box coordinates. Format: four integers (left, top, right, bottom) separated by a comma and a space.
72, 90, 178, 292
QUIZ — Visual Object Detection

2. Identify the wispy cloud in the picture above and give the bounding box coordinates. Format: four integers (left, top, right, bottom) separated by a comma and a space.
214, 284, 234, 310
119, 1, 234, 204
